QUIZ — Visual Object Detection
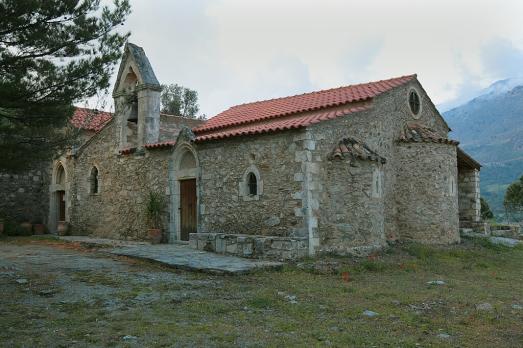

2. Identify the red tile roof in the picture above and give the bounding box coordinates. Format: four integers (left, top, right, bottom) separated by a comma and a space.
194, 75, 416, 141
70, 107, 113, 132
195, 105, 370, 142
399, 123, 458, 145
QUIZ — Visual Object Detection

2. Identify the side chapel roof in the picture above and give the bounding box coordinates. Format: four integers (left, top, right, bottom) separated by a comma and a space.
329, 138, 386, 163
398, 123, 459, 145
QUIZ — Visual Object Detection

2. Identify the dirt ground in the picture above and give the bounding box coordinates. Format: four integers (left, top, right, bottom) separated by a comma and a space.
1, 236, 522, 347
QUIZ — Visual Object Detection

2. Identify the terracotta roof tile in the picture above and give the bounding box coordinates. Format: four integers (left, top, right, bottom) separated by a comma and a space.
70, 107, 113, 132
195, 105, 370, 142
329, 138, 386, 163
144, 140, 176, 149
194, 74, 416, 139
119, 147, 135, 155
399, 123, 458, 145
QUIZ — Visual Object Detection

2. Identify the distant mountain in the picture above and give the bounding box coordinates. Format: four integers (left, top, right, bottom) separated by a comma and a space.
443, 79, 523, 215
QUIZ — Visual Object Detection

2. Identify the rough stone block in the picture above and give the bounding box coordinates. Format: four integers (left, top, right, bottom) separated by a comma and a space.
294, 172, 304, 182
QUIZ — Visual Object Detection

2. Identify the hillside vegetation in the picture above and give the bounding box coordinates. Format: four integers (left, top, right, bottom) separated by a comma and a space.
443, 80, 523, 215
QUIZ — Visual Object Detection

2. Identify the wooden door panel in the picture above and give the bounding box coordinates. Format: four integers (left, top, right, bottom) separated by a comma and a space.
58, 191, 66, 221
180, 179, 196, 241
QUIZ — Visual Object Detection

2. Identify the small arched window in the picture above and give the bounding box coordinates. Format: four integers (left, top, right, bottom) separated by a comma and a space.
248, 172, 257, 196
90, 167, 99, 194
240, 165, 263, 201
56, 164, 65, 185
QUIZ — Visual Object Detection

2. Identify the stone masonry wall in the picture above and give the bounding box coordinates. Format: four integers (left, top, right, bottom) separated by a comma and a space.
320, 158, 385, 255
69, 122, 171, 240
197, 129, 307, 239
189, 233, 308, 260
0, 163, 50, 224
396, 142, 459, 244
458, 169, 480, 224
307, 79, 452, 248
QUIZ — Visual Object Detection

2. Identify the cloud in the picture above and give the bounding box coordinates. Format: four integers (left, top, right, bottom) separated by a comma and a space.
482, 39, 523, 79
89, 0, 523, 116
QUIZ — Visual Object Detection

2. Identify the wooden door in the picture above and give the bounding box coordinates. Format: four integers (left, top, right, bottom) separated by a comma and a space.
180, 179, 196, 241
58, 191, 66, 221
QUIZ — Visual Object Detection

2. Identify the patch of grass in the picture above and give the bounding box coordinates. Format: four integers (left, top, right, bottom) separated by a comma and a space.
71, 270, 122, 287
2, 237, 523, 347
472, 237, 513, 251
247, 295, 276, 309
404, 243, 437, 261
358, 259, 388, 272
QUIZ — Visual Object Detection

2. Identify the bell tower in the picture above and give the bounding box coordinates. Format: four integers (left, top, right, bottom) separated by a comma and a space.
112, 43, 161, 151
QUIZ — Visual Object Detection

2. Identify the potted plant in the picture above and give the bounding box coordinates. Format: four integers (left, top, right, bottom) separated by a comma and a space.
57, 221, 69, 236
33, 220, 46, 235
145, 191, 166, 244
20, 221, 32, 235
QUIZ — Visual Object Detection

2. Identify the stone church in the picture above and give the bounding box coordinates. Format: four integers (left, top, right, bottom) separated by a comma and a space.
1, 43, 482, 260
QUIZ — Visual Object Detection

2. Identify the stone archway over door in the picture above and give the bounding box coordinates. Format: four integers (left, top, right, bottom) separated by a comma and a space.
170, 144, 200, 243
49, 162, 68, 233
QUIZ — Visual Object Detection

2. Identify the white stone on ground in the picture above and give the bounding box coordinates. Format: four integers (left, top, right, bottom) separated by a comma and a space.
427, 280, 446, 285
362, 310, 378, 317
475, 303, 493, 311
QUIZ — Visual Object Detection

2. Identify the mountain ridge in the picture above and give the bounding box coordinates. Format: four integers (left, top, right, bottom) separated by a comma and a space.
443, 79, 523, 215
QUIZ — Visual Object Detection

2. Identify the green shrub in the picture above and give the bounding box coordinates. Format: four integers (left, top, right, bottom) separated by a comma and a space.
4, 220, 32, 236
145, 191, 166, 229
247, 295, 275, 309
404, 243, 436, 261
473, 237, 511, 252
359, 260, 387, 272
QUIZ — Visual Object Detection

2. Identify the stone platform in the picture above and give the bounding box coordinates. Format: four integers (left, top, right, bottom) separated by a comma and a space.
59, 236, 283, 274
189, 233, 308, 261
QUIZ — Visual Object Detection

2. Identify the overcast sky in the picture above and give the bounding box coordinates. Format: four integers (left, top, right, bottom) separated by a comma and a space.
90, 0, 523, 116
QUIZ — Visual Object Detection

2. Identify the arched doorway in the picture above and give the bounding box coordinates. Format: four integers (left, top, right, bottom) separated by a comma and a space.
49, 162, 68, 233
170, 145, 199, 242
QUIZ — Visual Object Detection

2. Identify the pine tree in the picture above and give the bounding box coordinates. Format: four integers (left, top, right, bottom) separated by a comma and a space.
0, 0, 131, 170
480, 197, 494, 220
504, 175, 523, 221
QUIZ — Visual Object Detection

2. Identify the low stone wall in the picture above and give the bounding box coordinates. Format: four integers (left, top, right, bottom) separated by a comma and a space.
490, 224, 522, 239
189, 233, 308, 260
459, 221, 490, 236
0, 164, 50, 224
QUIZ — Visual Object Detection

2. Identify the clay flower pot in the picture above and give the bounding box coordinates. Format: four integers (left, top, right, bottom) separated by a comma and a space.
33, 224, 46, 235
20, 222, 32, 235
147, 228, 162, 244
57, 221, 69, 236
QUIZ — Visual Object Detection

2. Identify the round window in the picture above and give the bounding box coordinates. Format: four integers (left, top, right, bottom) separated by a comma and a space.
408, 90, 421, 116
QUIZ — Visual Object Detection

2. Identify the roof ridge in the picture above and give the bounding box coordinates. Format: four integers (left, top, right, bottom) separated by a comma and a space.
195, 74, 416, 134
230, 74, 416, 109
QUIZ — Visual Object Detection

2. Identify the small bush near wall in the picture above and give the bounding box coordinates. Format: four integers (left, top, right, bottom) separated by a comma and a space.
3, 218, 32, 236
